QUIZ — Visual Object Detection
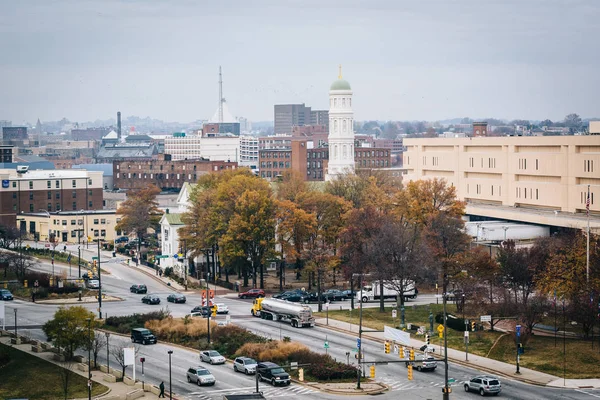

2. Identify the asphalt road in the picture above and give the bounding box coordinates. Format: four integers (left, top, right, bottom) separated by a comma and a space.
2, 250, 600, 400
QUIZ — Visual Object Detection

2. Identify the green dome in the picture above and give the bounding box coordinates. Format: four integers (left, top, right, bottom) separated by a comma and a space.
330, 79, 351, 91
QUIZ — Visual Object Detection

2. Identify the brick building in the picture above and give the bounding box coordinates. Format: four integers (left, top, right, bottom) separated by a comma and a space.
0, 169, 104, 227
113, 157, 238, 190
259, 140, 308, 180
306, 146, 392, 181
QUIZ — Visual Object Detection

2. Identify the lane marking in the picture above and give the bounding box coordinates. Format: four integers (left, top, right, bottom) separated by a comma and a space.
575, 389, 600, 398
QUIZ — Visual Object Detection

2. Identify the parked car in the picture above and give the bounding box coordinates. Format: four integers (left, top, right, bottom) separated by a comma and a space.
186, 366, 216, 386
141, 294, 161, 305
130, 284, 147, 294
279, 293, 306, 303
407, 355, 437, 372
273, 289, 305, 299
131, 328, 157, 345
303, 292, 328, 303
86, 279, 100, 289
238, 289, 265, 299
464, 375, 502, 396
257, 362, 290, 386
190, 306, 211, 317
167, 293, 187, 303
233, 357, 257, 375
200, 350, 226, 365
0, 289, 14, 301
324, 289, 346, 301
115, 236, 129, 244
342, 289, 357, 299
215, 303, 229, 314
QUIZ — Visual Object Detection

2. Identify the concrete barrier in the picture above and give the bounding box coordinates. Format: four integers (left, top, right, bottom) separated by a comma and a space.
125, 389, 144, 400
53, 353, 65, 362
103, 374, 117, 383
100, 364, 109, 373
78, 363, 88, 372
74, 355, 85, 363
149, 385, 161, 395
41, 342, 53, 350
112, 369, 123, 379
123, 375, 135, 386
10, 337, 21, 345
31, 345, 43, 353
98, 396, 120, 400
19, 335, 30, 343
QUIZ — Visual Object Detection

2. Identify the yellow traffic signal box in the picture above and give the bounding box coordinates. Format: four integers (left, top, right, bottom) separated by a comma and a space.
369, 365, 375, 378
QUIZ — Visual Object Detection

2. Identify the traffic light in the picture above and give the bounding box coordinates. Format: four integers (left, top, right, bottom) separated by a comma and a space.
384, 341, 391, 354
409, 349, 415, 361
211, 305, 217, 317
23, 280, 28, 288
369, 365, 375, 378
400, 346, 405, 359
93, 260, 97, 268
425, 334, 430, 345
442, 387, 452, 394
298, 368, 304, 382
471, 321, 476, 331
407, 365, 413, 380
518, 343, 524, 354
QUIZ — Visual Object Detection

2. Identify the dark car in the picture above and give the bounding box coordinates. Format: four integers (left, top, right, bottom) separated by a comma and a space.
191, 306, 211, 317
238, 289, 265, 299
141, 294, 160, 304
115, 236, 129, 244
342, 289, 357, 299
279, 293, 305, 303
130, 284, 148, 294
0, 289, 14, 301
302, 292, 328, 303
324, 289, 346, 301
167, 293, 187, 303
273, 289, 305, 299
257, 362, 290, 386
131, 328, 157, 345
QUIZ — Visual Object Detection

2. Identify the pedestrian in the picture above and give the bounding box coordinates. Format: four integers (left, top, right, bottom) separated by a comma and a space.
158, 381, 165, 398
31, 292, 35, 303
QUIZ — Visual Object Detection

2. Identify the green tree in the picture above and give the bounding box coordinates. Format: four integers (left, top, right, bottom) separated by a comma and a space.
400, 178, 465, 227
564, 113, 583, 133
43, 306, 96, 361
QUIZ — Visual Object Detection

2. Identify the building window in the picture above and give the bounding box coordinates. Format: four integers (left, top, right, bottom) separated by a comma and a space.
47, 191, 51, 200
101, 219, 106, 224
56, 180, 60, 188
56, 203, 60, 211
72, 180, 76, 188
101, 229, 106, 237
62, 220, 67, 226
48, 203, 52, 211
88, 190, 92, 196
29, 192, 34, 200
584, 160, 594, 173
94, 219, 99, 225
12, 182, 16, 188
536, 189, 539, 200
89, 179, 92, 185
30, 204, 34, 212
56, 192, 60, 199
88, 201, 93, 208
536, 159, 539, 170
72, 191, 76, 198
71, 220, 76, 225
12, 193, 16, 199
94, 230, 99, 237
29, 181, 33, 189
71, 231, 77, 238
47, 180, 51, 188
72, 202, 77, 210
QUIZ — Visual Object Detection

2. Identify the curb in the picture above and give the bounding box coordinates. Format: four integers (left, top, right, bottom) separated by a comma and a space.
316, 382, 389, 395
315, 322, 553, 387
121, 262, 183, 293
36, 296, 124, 305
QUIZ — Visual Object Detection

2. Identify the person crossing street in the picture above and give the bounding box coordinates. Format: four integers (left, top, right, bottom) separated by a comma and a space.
158, 381, 165, 398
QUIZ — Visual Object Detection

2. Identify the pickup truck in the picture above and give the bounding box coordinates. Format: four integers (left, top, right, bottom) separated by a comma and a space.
406, 355, 437, 372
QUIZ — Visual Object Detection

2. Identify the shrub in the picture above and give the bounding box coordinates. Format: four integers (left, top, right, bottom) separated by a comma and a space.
435, 312, 467, 332
164, 267, 174, 277
212, 325, 267, 357
104, 310, 170, 334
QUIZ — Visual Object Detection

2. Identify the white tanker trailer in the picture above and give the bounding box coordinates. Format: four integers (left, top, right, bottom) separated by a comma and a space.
251, 297, 315, 328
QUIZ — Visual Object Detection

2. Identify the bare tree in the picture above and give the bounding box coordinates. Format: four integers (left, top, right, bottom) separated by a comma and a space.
57, 358, 77, 400
86, 331, 107, 370
5, 251, 37, 280
110, 344, 139, 381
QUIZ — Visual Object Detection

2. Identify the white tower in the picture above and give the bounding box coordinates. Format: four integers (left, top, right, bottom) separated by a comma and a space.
325, 65, 355, 181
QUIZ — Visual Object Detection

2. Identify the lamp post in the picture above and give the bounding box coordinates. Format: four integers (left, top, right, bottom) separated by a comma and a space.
167, 350, 173, 400
13, 309, 17, 337
353, 272, 370, 390
105, 332, 110, 373
96, 238, 103, 319
86, 318, 91, 400
442, 273, 450, 400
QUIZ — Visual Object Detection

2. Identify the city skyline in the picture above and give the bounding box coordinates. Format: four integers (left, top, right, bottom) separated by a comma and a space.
1, 0, 599, 124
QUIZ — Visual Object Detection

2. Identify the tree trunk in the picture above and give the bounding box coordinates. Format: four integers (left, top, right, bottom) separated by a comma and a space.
379, 281, 385, 312
317, 269, 322, 312
259, 263, 264, 289
350, 275, 354, 310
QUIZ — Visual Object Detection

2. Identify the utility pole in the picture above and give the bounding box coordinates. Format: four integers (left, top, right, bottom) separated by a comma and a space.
353, 272, 370, 390
97, 239, 102, 319
443, 272, 450, 400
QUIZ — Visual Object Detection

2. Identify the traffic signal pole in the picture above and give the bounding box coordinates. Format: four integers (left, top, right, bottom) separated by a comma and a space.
97, 239, 102, 320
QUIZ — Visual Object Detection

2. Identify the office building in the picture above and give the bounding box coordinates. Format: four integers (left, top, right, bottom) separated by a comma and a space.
164, 135, 240, 162
274, 104, 312, 134
19, 210, 119, 243
259, 140, 308, 180
0, 169, 104, 227
310, 110, 329, 129
403, 136, 600, 232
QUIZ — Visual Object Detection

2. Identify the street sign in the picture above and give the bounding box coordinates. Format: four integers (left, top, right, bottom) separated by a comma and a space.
480, 315, 492, 322
516, 324, 521, 337
92, 256, 99, 260
290, 361, 298, 370
34, 280, 39, 287
437, 324, 445, 333
448, 378, 456, 383
356, 338, 361, 349
156, 255, 169, 259
392, 310, 397, 318
45, 243, 50, 248
324, 341, 329, 349
464, 331, 469, 337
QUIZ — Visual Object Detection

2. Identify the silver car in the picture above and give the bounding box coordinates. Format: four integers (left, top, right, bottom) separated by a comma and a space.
200, 350, 226, 365
233, 357, 257, 374
186, 366, 215, 386
464, 375, 501, 396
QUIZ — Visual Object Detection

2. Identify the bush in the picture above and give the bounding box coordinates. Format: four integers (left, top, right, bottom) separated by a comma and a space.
212, 325, 268, 357
104, 310, 170, 334
164, 267, 173, 278
435, 312, 467, 332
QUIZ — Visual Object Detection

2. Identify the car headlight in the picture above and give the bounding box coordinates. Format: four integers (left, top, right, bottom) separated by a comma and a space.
275, 377, 280, 380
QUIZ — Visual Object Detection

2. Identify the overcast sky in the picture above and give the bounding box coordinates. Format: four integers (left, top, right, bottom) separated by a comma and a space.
1, 0, 598, 124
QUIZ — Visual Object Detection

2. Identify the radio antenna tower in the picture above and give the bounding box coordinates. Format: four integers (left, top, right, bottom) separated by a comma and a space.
218, 66, 224, 123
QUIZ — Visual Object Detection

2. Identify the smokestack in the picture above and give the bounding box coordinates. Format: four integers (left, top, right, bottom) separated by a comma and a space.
117, 111, 122, 139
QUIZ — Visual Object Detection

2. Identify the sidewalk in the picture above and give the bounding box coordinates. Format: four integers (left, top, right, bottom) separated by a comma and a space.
315, 317, 600, 389
36, 295, 123, 305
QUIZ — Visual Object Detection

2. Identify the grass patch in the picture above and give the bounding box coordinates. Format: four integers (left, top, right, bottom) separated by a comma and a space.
318, 304, 600, 378
0, 343, 107, 400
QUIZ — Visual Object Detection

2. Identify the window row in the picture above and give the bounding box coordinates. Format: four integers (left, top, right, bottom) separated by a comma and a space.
356, 150, 389, 158
260, 161, 291, 169
515, 187, 539, 200
259, 152, 291, 159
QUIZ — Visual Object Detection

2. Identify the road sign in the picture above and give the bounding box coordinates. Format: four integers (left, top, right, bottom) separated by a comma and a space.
34, 280, 39, 287
290, 361, 298, 370
437, 324, 445, 333
324, 341, 329, 349
173, 254, 178, 259
448, 378, 456, 383
156, 255, 169, 259
45, 243, 50, 248
92, 256, 99, 260
464, 331, 469, 337
356, 338, 361, 349
392, 310, 397, 318
516, 324, 521, 337
480, 315, 492, 322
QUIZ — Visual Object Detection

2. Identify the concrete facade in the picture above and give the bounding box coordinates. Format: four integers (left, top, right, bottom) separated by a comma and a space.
403, 136, 600, 231
19, 210, 119, 243
164, 135, 240, 162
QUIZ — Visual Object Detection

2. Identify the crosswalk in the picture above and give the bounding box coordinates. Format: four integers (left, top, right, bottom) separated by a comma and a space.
184, 384, 318, 399
379, 374, 470, 392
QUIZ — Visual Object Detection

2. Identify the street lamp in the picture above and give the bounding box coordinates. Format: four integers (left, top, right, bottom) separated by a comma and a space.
352, 272, 370, 390
167, 350, 173, 400
442, 273, 450, 400
86, 318, 91, 400
105, 332, 110, 373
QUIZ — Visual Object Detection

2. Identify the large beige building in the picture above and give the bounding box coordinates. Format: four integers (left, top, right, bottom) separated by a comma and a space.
403, 136, 600, 232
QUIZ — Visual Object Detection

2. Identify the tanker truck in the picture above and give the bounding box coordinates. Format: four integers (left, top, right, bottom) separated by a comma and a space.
251, 297, 315, 328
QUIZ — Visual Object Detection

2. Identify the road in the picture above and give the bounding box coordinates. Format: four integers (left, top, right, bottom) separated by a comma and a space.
2, 248, 599, 399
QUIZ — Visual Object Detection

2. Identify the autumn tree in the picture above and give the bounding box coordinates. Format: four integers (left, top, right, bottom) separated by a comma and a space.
496, 240, 534, 305
400, 178, 465, 227
43, 306, 97, 361
115, 185, 162, 261
0, 224, 20, 249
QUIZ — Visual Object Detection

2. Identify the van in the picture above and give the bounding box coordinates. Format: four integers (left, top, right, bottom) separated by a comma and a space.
131, 328, 157, 345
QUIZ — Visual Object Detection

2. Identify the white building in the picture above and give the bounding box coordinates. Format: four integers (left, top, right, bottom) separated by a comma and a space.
164, 135, 240, 162
239, 135, 259, 169
325, 67, 355, 180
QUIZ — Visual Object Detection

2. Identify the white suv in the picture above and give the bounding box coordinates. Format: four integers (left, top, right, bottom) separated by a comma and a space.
186, 366, 215, 386
233, 357, 257, 374
464, 375, 501, 396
